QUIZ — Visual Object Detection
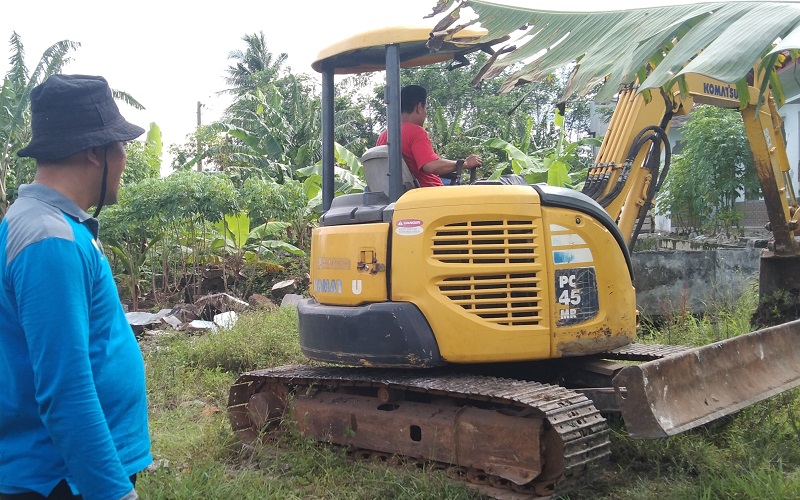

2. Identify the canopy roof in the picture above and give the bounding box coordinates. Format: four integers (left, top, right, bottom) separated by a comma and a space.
311, 26, 488, 75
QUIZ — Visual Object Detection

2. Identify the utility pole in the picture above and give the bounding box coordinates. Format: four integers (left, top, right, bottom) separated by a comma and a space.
196, 101, 203, 172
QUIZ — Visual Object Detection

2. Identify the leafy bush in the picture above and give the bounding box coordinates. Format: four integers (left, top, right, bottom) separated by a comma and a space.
239, 177, 307, 226
657, 105, 761, 236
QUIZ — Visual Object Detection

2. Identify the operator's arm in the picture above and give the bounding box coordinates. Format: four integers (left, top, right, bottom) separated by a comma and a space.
12, 237, 136, 500
405, 126, 482, 176
421, 154, 482, 175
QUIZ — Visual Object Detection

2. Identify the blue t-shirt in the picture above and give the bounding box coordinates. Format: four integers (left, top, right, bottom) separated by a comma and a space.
0, 184, 151, 499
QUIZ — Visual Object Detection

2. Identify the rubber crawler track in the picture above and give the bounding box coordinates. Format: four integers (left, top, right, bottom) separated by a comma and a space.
229, 365, 612, 496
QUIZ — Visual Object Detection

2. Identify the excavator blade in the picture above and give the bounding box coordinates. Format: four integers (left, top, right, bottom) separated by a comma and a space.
613, 319, 800, 439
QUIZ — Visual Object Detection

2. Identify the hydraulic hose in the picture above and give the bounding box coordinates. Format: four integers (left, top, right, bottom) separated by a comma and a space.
628, 126, 672, 253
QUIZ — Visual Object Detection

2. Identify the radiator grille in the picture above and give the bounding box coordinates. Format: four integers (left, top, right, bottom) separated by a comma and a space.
431, 219, 537, 264
432, 220, 542, 326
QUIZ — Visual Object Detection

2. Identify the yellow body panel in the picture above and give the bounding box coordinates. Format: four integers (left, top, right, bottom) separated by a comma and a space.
389, 185, 636, 363
309, 223, 389, 306
391, 186, 550, 362
543, 208, 637, 357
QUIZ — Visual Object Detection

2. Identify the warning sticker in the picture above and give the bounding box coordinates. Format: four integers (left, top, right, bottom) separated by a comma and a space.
395, 219, 423, 236
396, 219, 423, 227
396, 227, 423, 236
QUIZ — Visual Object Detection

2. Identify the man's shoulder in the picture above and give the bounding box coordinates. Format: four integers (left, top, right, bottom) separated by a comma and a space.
5, 197, 76, 264
401, 122, 428, 135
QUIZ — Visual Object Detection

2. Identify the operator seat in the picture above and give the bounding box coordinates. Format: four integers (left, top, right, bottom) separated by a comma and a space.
361, 145, 419, 197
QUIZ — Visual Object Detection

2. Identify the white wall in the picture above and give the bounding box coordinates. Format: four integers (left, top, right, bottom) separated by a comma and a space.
780, 104, 800, 198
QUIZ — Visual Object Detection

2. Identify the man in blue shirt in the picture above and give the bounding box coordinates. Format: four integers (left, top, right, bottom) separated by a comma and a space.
0, 75, 151, 500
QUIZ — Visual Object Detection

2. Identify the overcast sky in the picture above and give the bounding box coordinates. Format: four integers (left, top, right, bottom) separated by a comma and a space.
1, 0, 698, 161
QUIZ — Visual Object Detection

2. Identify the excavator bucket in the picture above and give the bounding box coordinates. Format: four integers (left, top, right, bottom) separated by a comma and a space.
758, 254, 800, 300
613, 319, 800, 439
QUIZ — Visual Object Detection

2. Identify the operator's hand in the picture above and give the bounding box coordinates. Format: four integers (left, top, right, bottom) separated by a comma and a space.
464, 154, 482, 169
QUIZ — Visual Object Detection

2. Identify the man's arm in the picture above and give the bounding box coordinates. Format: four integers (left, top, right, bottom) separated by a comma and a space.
421, 154, 482, 175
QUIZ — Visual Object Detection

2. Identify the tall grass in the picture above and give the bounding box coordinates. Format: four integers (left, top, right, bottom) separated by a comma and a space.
637, 282, 760, 346
165, 306, 307, 372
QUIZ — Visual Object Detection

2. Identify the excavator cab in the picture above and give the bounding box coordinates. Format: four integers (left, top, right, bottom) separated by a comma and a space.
311, 26, 496, 210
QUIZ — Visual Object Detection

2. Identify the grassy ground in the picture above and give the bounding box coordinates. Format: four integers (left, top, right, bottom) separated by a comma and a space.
136, 292, 800, 499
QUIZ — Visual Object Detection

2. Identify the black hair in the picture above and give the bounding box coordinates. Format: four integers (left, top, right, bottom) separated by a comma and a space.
401, 85, 427, 114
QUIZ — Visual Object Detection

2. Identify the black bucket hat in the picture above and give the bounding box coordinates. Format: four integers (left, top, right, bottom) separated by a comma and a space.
17, 74, 145, 161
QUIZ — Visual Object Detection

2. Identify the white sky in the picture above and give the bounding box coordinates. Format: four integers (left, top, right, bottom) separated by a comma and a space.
0, 0, 699, 164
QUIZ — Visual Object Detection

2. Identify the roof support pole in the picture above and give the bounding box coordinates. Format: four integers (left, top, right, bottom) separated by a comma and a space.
322, 60, 335, 212
386, 44, 402, 203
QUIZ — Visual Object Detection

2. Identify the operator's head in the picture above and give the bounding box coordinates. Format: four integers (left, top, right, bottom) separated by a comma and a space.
17, 74, 145, 216
401, 85, 427, 126
400, 85, 427, 113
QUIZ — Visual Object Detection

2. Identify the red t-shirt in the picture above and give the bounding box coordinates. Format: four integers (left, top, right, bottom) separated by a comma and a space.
376, 122, 443, 187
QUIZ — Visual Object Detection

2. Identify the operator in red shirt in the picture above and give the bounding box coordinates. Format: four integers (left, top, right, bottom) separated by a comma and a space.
376, 85, 482, 187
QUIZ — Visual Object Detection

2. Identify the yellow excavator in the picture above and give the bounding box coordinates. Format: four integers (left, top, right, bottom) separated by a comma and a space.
228, 26, 800, 497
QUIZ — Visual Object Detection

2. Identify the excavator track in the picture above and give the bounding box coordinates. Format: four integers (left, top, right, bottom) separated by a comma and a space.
228, 365, 612, 497
227, 343, 698, 497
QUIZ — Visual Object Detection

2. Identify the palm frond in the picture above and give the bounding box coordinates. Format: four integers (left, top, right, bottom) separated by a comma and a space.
28, 40, 81, 87
223, 31, 288, 95
6, 32, 28, 89
111, 90, 145, 111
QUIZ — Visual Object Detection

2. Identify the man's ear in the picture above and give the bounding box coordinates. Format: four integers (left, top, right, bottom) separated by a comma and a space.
85, 147, 103, 168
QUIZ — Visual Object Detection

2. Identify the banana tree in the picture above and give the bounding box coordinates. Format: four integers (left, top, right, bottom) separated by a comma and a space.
222, 74, 327, 181
211, 211, 304, 288
484, 134, 600, 188
0, 33, 147, 216
298, 142, 366, 212
0, 33, 80, 215
123, 123, 163, 185
483, 137, 547, 183
429, 1, 800, 107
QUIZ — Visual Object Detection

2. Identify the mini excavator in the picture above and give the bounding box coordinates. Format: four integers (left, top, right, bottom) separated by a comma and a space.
228, 26, 800, 497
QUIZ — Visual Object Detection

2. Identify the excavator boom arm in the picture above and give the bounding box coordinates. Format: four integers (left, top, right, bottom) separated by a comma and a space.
592, 73, 799, 257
